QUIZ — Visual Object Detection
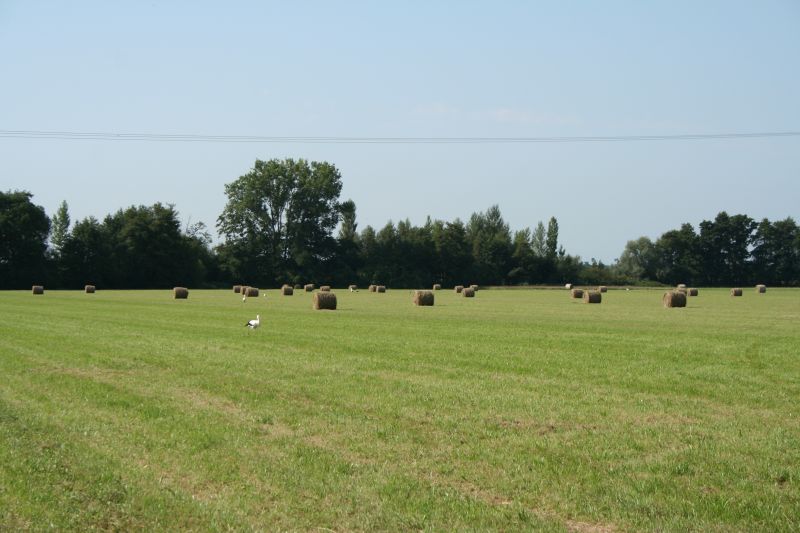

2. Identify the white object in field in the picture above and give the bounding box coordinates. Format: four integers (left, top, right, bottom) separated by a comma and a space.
245, 314, 260, 329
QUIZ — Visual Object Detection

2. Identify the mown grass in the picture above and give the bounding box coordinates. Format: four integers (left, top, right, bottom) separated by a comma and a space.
0, 287, 798, 531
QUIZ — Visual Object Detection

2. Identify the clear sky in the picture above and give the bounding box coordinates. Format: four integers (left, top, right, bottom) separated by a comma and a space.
2, 1, 798, 262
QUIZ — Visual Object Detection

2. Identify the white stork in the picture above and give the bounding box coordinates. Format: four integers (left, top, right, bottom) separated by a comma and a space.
245, 314, 260, 329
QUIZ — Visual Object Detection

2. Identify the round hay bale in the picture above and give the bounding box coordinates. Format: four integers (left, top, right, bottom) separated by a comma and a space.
469, 284, 479, 291
32, 285, 44, 295
454, 285, 464, 293
677, 283, 687, 290
319, 285, 331, 292
233, 285, 242, 293
570, 288, 584, 299
281, 285, 294, 296
368, 284, 377, 292
756, 284, 766, 293
731, 288, 743, 297
462, 287, 475, 298
348, 284, 358, 291
304, 284, 314, 292
413, 290, 434, 306
84, 285, 96, 293
687, 288, 699, 296
565, 283, 572, 289
676, 287, 688, 295
376, 285, 386, 293
313, 291, 337, 310
173, 287, 189, 299
584, 290, 602, 304
244, 287, 259, 297
663, 290, 687, 308
432, 283, 442, 291
294, 283, 303, 290
598, 286, 608, 293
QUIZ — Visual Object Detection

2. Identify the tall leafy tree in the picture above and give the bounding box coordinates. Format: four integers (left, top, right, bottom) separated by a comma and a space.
357, 225, 379, 284
0, 190, 50, 289
545, 216, 559, 259
509, 228, 534, 283
217, 158, 344, 285
466, 205, 512, 284
751, 217, 799, 286
103, 203, 200, 288
697, 212, 756, 285
531, 221, 547, 257
49, 200, 71, 257
615, 236, 657, 281
333, 199, 361, 285
337, 199, 357, 241
60, 216, 111, 288
432, 219, 472, 286
654, 223, 700, 285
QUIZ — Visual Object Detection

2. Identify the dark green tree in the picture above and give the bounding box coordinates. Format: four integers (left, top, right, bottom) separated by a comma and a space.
60, 216, 112, 288
217, 158, 344, 285
0, 190, 50, 289
466, 205, 512, 284
431, 218, 472, 286
751, 217, 799, 286
332, 199, 361, 286
697, 212, 756, 285
653, 223, 700, 285
103, 203, 202, 288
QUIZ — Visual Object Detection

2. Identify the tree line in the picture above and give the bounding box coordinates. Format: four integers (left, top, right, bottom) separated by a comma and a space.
2, 158, 798, 289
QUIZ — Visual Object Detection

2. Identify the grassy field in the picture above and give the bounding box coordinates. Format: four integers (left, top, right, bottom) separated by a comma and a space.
1, 287, 798, 531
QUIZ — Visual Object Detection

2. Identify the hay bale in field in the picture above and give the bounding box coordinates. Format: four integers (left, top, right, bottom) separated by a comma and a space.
756, 284, 766, 293
598, 286, 608, 293
731, 288, 743, 297
368, 284, 377, 292
319, 285, 331, 292
584, 290, 602, 304
469, 284, 479, 291
565, 283, 572, 289
245, 287, 259, 297
233, 285, 242, 293
570, 288, 584, 299
454, 285, 464, 293
462, 287, 475, 298
304, 284, 314, 292
413, 290, 434, 306
281, 285, 293, 296
687, 288, 699, 296
173, 287, 189, 299
677, 283, 687, 290
663, 290, 686, 308
432, 284, 441, 291
676, 287, 688, 295
348, 284, 358, 292
84, 285, 96, 293
376, 285, 386, 293
293, 283, 302, 289
32, 285, 44, 295
313, 291, 337, 310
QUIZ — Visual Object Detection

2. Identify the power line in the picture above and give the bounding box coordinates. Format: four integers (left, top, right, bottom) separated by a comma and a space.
0, 129, 798, 144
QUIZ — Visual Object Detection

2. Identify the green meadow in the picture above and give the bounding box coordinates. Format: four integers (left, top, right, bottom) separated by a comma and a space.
1, 287, 798, 531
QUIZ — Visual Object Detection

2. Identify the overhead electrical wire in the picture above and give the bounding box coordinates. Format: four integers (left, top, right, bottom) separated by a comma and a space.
0, 129, 798, 144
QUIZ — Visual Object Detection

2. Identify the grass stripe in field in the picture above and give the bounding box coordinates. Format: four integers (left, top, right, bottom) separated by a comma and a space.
0, 288, 798, 530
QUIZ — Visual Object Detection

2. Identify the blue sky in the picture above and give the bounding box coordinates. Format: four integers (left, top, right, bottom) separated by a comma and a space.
2, 1, 798, 262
